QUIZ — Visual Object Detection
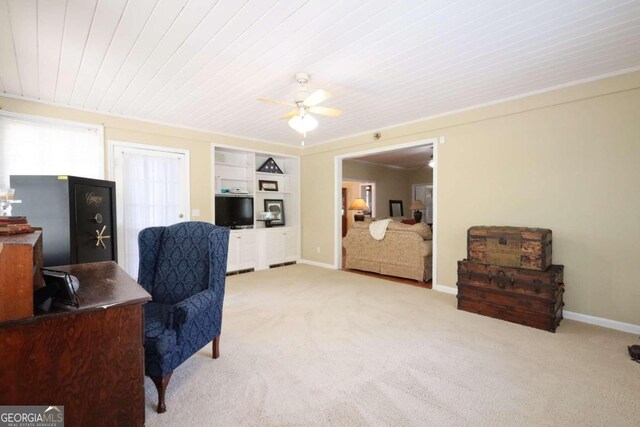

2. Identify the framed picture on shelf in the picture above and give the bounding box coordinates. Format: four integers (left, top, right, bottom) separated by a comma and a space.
259, 180, 278, 192
264, 199, 285, 226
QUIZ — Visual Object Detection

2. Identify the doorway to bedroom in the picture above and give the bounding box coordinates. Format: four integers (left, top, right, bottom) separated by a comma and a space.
335, 138, 439, 288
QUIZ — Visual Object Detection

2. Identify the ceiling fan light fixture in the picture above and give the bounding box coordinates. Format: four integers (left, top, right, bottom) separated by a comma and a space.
288, 113, 318, 134
428, 155, 435, 168
258, 72, 342, 145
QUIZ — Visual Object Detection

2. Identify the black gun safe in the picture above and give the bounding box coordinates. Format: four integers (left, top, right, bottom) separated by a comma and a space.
10, 175, 117, 267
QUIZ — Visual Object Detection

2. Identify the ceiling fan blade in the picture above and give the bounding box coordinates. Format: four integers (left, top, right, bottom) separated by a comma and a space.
309, 106, 343, 117
258, 98, 296, 107
303, 89, 331, 107
280, 109, 299, 120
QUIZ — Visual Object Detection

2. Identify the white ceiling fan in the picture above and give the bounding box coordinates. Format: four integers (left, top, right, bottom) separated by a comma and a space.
258, 72, 343, 143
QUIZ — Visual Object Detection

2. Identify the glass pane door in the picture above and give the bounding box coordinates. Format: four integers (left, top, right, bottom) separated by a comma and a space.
113, 145, 189, 278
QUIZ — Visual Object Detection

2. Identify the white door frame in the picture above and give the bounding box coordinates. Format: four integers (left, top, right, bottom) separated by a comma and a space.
334, 137, 443, 286
107, 140, 191, 269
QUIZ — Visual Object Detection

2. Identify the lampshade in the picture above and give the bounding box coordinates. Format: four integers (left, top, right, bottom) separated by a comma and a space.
288, 113, 318, 134
348, 198, 369, 211
409, 200, 425, 210
428, 156, 434, 168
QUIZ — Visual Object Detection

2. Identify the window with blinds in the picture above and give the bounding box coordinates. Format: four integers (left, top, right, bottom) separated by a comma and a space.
0, 112, 103, 189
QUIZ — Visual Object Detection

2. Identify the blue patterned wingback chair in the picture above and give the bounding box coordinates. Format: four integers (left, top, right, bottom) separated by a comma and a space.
138, 221, 229, 413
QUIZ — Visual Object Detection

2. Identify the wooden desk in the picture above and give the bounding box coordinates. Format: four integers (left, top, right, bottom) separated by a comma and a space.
0, 231, 44, 322
0, 261, 151, 427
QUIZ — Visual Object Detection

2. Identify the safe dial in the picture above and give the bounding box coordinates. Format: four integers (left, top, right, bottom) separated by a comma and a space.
92, 213, 103, 224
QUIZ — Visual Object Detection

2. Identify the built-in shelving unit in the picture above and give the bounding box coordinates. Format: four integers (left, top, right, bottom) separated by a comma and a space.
254, 152, 299, 229
213, 148, 255, 196
211, 145, 300, 273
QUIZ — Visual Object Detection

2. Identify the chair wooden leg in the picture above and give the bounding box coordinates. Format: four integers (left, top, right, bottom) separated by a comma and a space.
150, 372, 172, 414
212, 336, 220, 359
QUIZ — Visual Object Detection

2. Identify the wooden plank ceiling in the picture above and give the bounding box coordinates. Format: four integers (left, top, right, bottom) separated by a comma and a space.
0, 0, 639, 146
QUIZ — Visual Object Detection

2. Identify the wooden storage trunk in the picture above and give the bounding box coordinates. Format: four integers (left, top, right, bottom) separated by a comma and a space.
457, 260, 563, 298
467, 226, 552, 271
456, 260, 564, 332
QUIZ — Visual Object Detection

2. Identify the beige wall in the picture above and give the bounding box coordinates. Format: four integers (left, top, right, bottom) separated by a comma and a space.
3, 71, 639, 326
344, 161, 409, 219
301, 71, 640, 325
407, 167, 433, 188
342, 160, 433, 221
0, 96, 299, 223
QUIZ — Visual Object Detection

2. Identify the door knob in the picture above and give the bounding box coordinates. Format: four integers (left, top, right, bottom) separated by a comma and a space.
178, 213, 184, 218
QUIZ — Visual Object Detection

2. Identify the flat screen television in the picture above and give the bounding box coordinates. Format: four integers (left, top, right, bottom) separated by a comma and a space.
215, 196, 254, 229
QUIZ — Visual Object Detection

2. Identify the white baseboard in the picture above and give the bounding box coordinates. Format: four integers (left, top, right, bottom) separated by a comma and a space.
563, 311, 640, 335
298, 259, 338, 270
432, 284, 639, 335
433, 284, 458, 295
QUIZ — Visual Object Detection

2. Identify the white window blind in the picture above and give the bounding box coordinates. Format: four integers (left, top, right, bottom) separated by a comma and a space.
0, 112, 103, 189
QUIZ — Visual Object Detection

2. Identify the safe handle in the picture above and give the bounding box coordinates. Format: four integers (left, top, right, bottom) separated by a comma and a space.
94, 225, 111, 249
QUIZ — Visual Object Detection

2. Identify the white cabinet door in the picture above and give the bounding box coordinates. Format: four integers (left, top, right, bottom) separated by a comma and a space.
227, 232, 241, 272
265, 228, 299, 265
266, 229, 285, 264
283, 228, 298, 261
238, 231, 257, 270
228, 230, 257, 272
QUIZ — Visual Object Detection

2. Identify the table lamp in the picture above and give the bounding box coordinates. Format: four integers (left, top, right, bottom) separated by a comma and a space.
409, 200, 425, 223
348, 198, 369, 221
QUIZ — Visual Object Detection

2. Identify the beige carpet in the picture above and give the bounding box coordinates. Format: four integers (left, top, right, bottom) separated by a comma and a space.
145, 264, 639, 426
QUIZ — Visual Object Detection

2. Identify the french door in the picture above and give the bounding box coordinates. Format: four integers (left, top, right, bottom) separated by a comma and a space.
111, 142, 190, 278
413, 184, 433, 224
